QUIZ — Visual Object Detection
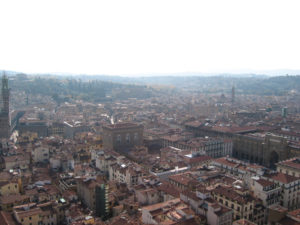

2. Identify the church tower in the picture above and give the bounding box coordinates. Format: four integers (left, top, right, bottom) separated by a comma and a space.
0, 73, 11, 139
231, 85, 235, 104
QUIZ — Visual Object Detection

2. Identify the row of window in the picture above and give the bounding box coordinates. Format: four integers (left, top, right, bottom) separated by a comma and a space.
5, 184, 18, 190
116, 133, 139, 143
217, 197, 253, 212
279, 169, 299, 177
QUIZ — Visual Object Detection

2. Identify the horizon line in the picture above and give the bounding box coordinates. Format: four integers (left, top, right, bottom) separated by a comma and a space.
1, 68, 300, 78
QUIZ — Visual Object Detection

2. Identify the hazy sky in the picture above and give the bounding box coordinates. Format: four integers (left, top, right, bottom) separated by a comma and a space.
0, 0, 299, 76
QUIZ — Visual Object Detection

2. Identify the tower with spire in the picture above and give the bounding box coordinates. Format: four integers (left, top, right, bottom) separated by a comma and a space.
231, 85, 235, 104
0, 73, 11, 139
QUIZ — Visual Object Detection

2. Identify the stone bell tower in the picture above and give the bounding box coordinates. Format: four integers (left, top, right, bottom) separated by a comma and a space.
0, 73, 11, 139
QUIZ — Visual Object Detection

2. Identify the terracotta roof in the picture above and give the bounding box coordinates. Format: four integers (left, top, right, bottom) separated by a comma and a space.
103, 122, 142, 129
211, 126, 257, 134
43, 185, 60, 195
169, 174, 199, 187
256, 179, 275, 187
0, 211, 17, 225
25, 188, 38, 196
174, 218, 199, 225
185, 121, 203, 128
288, 208, 300, 220
213, 157, 238, 168
278, 158, 300, 170
189, 156, 212, 164
157, 182, 180, 198
268, 204, 288, 213
229, 126, 257, 134
62, 190, 77, 199
110, 216, 139, 225
233, 219, 257, 225
14, 207, 43, 219
214, 204, 232, 217
278, 217, 300, 225
161, 135, 185, 142
222, 176, 237, 185
140, 188, 158, 195
265, 172, 299, 184
196, 185, 211, 194
0, 194, 29, 205
212, 186, 253, 205
142, 198, 181, 211
181, 190, 200, 202
211, 126, 232, 133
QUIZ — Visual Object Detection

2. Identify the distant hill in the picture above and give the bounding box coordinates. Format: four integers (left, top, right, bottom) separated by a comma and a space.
7, 74, 156, 103
2, 70, 300, 98
76, 74, 300, 96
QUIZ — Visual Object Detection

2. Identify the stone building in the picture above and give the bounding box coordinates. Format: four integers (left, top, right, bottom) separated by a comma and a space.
108, 162, 144, 187
263, 172, 300, 210
76, 176, 111, 219
76, 176, 105, 211
211, 185, 266, 224
0, 74, 11, 139
185, 121, 291, 169
250, 177, 281, 207
17, 119, 48, 137
161, 135, 233, 158
276, 157, 300, 177
233, 133, 290, 168
102, 122, 143, 151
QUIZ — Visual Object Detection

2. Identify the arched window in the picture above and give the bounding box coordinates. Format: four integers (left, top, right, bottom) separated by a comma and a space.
117, 134, 121, 143
126, 133, 130, 143
134, 133, 138, 141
